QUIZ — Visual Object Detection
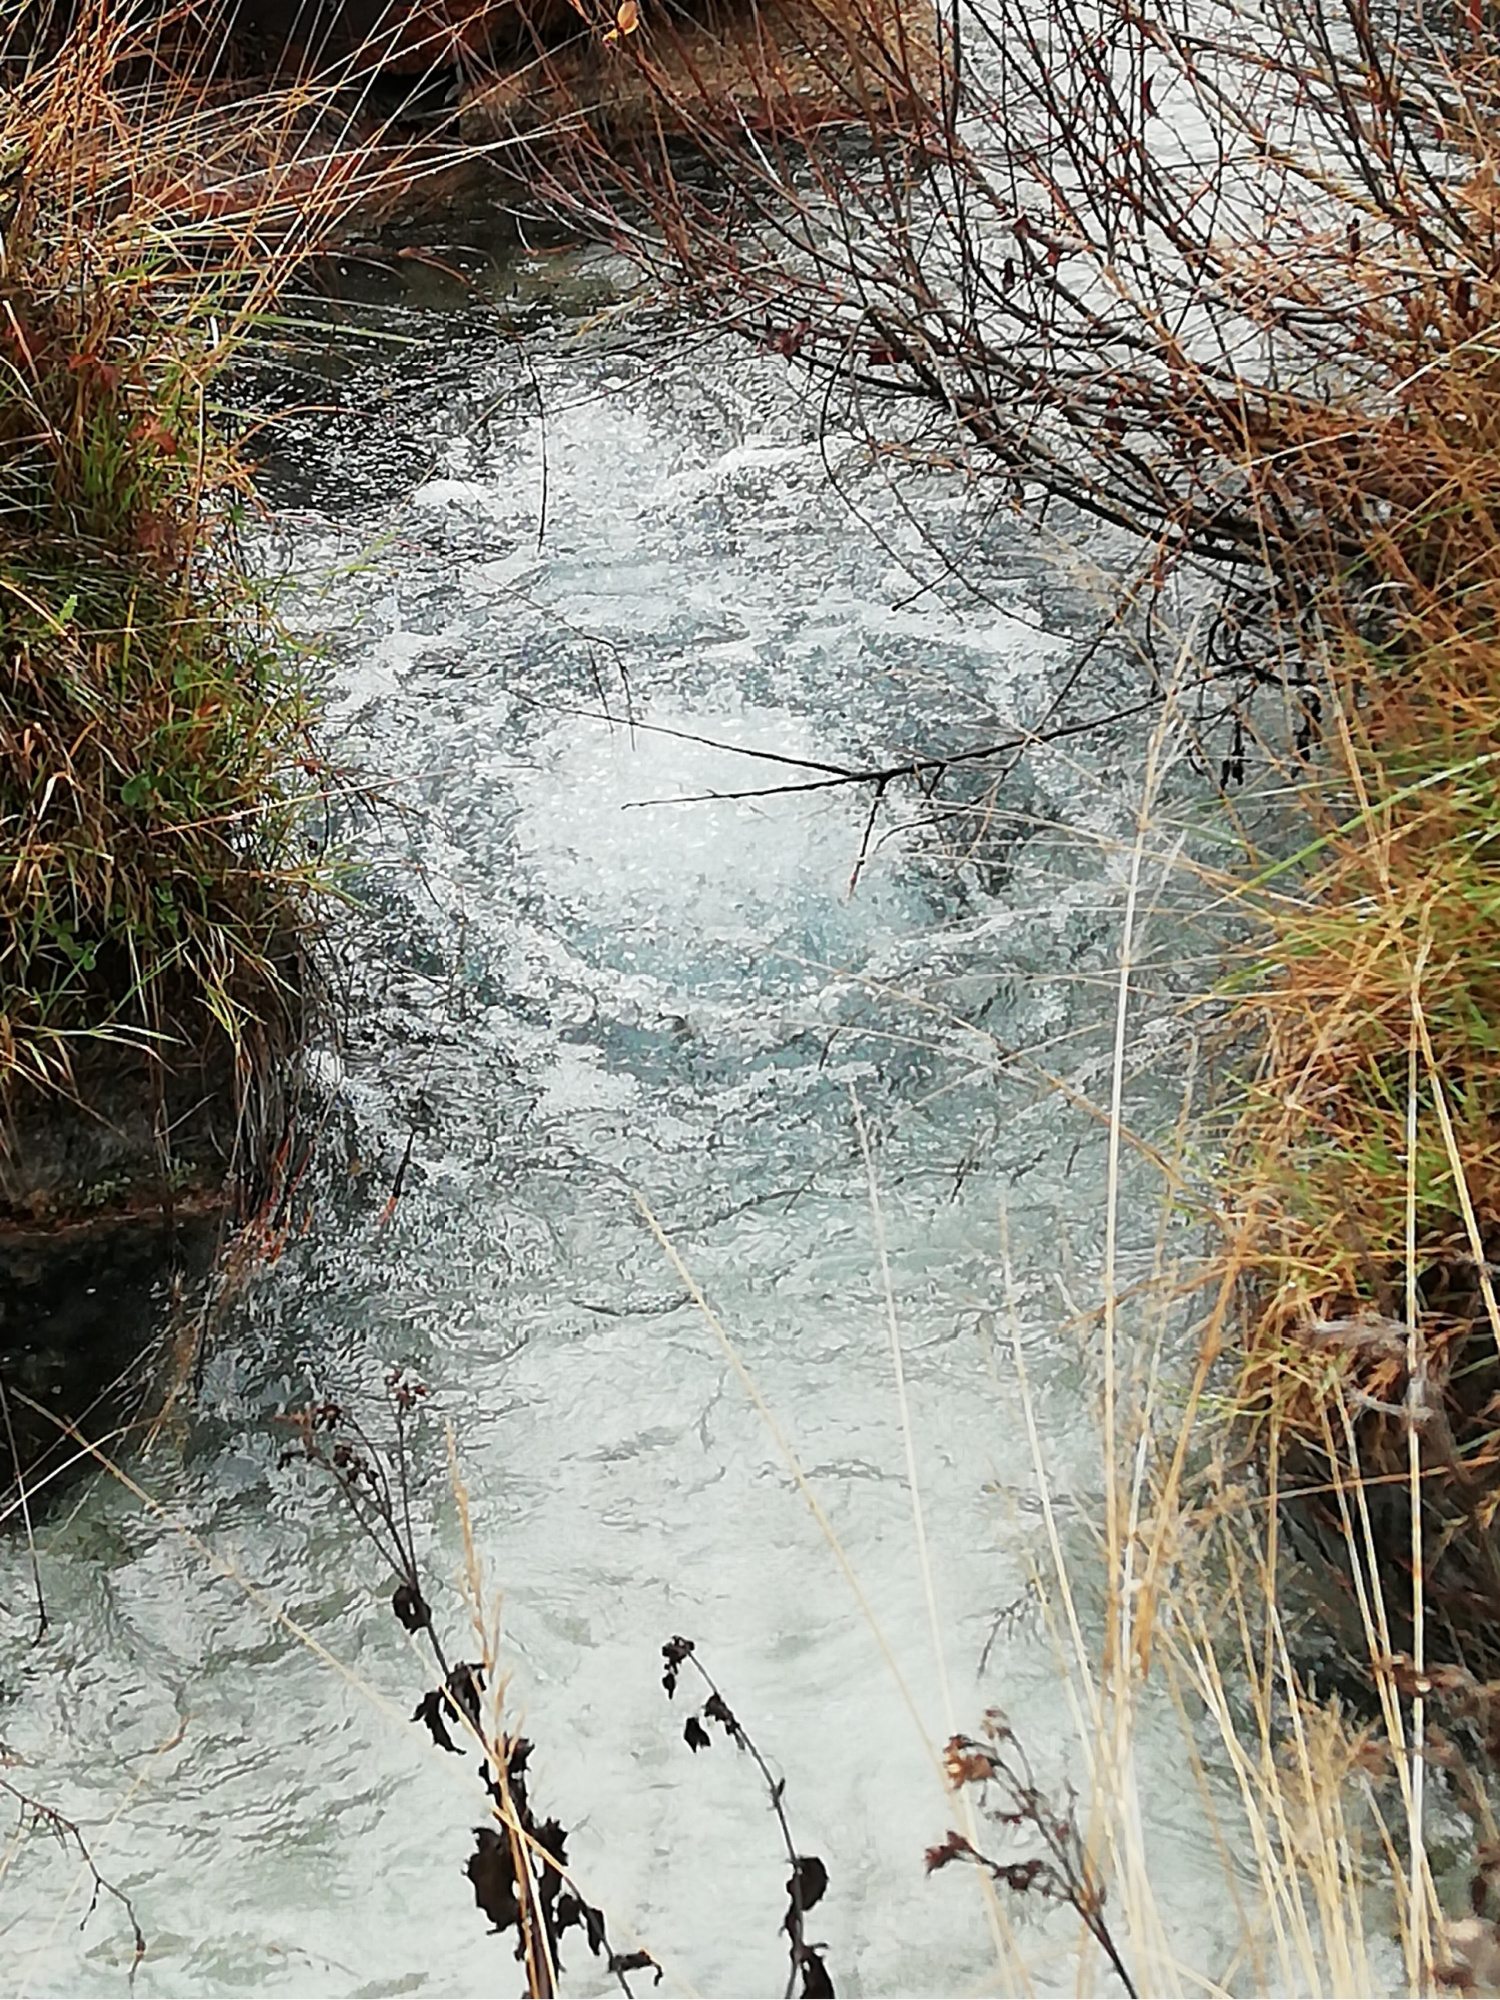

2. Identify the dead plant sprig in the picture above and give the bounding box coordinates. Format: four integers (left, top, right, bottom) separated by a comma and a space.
283, 1373, 659, 1999
279, 1366, 441, 1654
662, 1635, 835, 2000
929, 1711, 1138, 2000
0, 1773, 146, 1977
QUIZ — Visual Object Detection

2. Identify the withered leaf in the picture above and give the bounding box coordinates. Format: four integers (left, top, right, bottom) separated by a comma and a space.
466, 1826, 521, 1933
415, 1666, 487, 1755
787, 1855, 828, 1913
611, 1949, 664, 1985
662, 1635, 695, 1697
555, 1892, 609, 1959
684, 1715, 711, 1753
799, 1947, 835, 1997
414, 1688, 461, 1754
447, 1662, 485, 1732
535, 1816, 568, 1904
925, 1830, 974, 1872
943, 1736, 996, 1788
703, 1691, 739, 1738
392, 1580, 431, 1632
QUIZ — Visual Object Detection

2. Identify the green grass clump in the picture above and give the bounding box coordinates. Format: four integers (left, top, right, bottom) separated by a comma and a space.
0, 282, 321, 1096
0, 3, 394, 1206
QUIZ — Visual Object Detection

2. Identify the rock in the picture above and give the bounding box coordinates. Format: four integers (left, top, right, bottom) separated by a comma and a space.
0, 1211, 220, 1486
0, 1029, 256, 1232
460, 0, 938, 144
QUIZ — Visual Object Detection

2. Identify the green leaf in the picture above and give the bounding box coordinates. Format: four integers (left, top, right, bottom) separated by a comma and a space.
121, 772, 155, 809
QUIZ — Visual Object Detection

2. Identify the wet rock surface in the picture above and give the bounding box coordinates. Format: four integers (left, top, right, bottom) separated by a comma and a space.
0, 1212, 218, 1486
0, 1057, 240, 1232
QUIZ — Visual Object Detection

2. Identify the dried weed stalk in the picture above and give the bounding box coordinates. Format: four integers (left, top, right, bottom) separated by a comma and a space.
930, 1712, 1137, 1999
283, 1372, 658, 1999
663, 1636, 834, 1999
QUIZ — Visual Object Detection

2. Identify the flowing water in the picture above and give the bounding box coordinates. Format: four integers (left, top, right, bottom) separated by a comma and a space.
0, 236, 1233, 1996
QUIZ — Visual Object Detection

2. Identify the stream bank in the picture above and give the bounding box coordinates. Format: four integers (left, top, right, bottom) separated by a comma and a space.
0, 25, 330, 1366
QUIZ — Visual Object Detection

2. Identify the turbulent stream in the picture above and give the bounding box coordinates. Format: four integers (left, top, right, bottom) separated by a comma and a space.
0, 233, 1237, 1996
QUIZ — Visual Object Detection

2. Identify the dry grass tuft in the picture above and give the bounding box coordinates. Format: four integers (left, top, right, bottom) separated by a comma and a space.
1225, 625, 1500, 1679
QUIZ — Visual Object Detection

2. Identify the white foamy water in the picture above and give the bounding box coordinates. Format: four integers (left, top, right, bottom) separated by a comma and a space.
0, 292, 1240, 1998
